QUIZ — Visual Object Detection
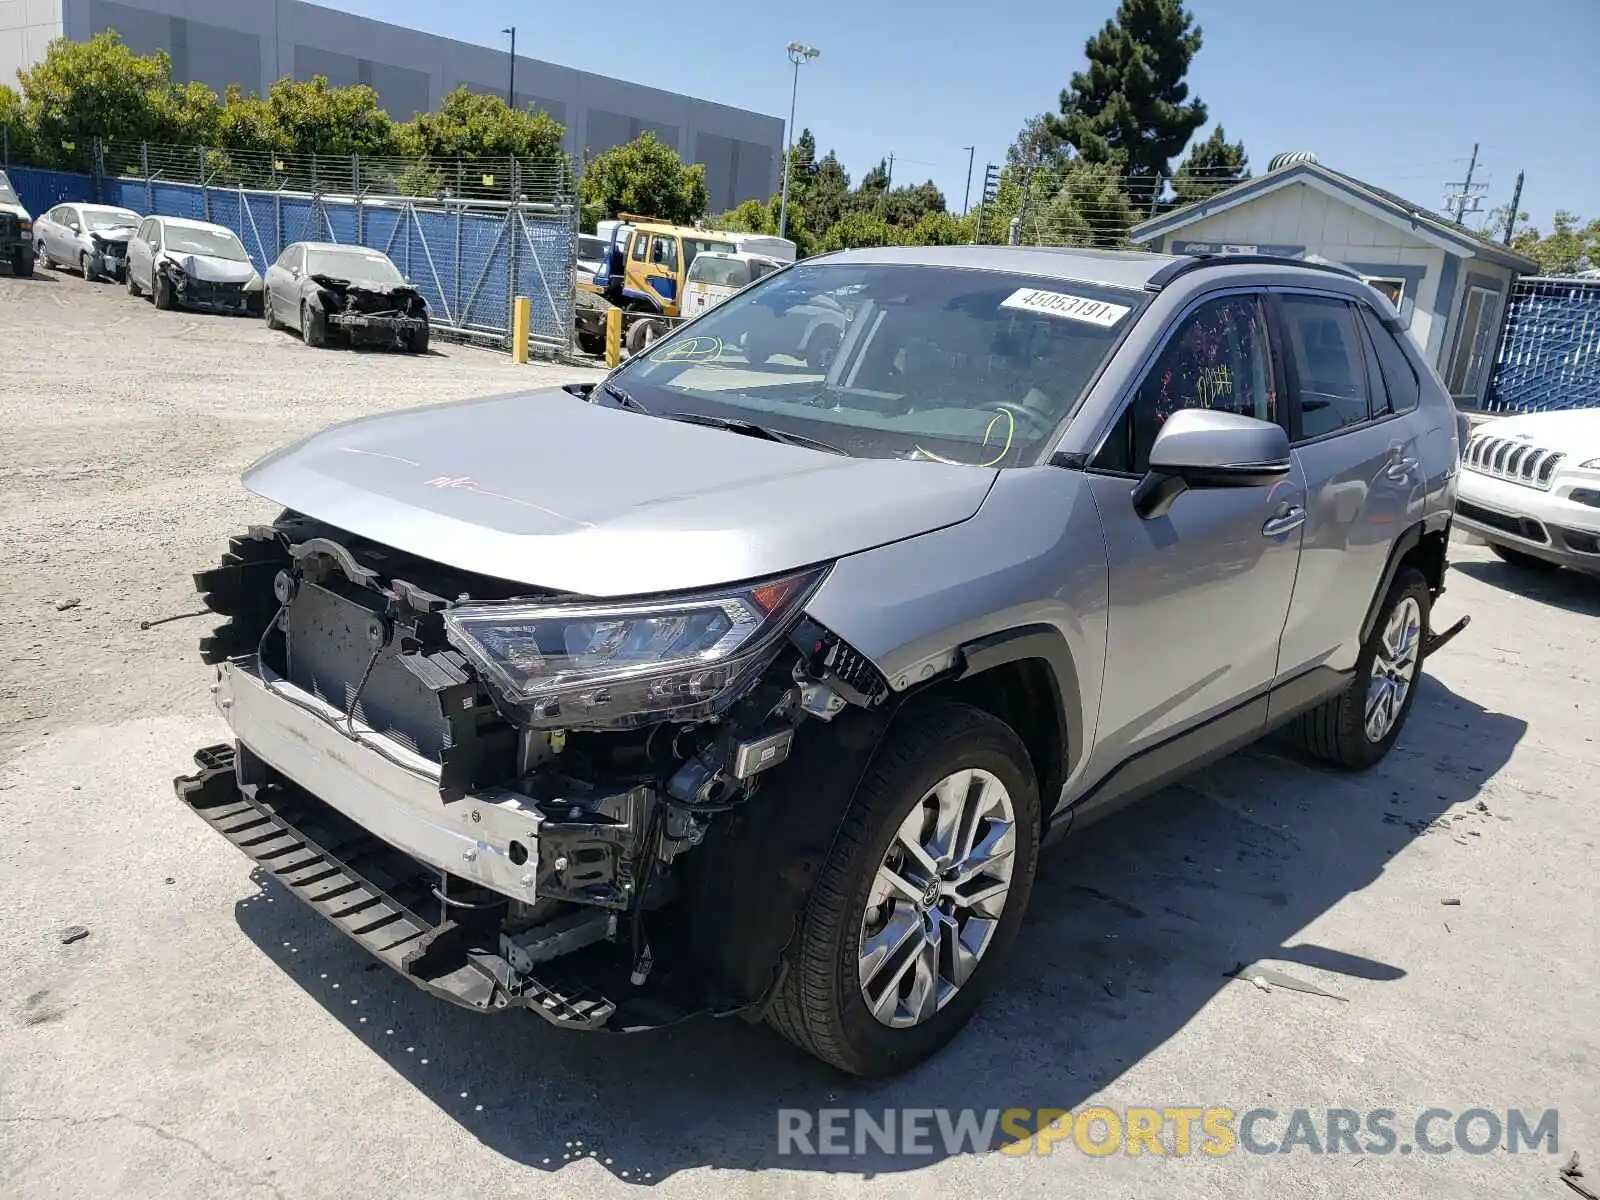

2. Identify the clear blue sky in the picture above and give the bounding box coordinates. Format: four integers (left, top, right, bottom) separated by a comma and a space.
323, 0, 1597, 231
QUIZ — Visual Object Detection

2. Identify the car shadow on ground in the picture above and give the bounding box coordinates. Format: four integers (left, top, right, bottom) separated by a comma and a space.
231, 674, 1523, 1184
1452, 559, 1600, 616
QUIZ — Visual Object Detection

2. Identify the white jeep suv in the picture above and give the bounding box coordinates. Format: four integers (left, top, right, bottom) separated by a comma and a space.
1456, 409, 1600, 575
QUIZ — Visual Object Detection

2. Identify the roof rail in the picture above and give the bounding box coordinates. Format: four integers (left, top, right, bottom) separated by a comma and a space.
1144, 253, 1363, 292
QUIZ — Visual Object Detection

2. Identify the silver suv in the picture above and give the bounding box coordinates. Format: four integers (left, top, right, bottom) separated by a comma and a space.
176, 247, 1468, 1077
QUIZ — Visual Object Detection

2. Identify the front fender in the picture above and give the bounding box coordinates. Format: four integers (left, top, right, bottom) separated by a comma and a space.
804, 466, 1109, 801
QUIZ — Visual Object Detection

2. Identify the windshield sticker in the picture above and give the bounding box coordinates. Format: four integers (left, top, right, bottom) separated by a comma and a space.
1000, 288, 1130, 327
650, 335, 725, 364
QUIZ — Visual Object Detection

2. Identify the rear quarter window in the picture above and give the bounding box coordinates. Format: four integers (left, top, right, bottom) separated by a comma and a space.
1359, 307, 1421, 414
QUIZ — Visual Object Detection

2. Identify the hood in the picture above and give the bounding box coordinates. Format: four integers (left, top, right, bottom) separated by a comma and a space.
243, 389, 999, 597
310, 273, 421, 301
168, 252, 258, 284
1476, 409, 1600, 461
0, 201, 28, 221
91, 223, 139, 243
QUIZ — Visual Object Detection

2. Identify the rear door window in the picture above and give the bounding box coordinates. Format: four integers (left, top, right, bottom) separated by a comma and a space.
1279, 294, 1371, 440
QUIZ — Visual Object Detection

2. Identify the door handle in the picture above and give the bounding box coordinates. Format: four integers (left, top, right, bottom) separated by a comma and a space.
1386, 443, 1419, 482
1262, 505, 1307, 537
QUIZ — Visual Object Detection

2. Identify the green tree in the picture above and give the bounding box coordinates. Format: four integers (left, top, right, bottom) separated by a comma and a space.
1044, 0, 1208, 211
817, 210, 898, 252
0, 83, 32, 163
398, 86, 565, 162
579, 132, 709, 229
215, 84, 289, 156
1170, 124, 1248, 206
16, 31, 183, 163
1007, 114, 1072, 170
900, 210, 974, 246
263, 74, 396, 157
1512, 211, 1600, 276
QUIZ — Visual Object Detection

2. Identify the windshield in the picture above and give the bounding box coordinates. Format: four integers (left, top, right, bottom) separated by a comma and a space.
578, 235, 607, 264
688, 256, 754, 288
683, 236, 734, 272
305, 248, 404, 286
165, 226, 249, 261
0, 173, 18, 206
82, 207, 139, 231
612, 261, 1140, 465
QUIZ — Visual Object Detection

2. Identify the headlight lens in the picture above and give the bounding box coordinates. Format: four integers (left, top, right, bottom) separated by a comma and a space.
443, 567, 826, 725
1580, 458, 1600, 470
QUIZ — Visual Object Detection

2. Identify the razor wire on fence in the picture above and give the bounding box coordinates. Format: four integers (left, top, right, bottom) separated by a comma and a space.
3, 136, 580, 352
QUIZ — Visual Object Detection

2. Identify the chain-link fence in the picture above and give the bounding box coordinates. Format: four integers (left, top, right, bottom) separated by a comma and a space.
2, 135, 579, 352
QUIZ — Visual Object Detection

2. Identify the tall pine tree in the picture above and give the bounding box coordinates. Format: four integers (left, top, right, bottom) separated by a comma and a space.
1171, 125, 1249, 206
1045, 0, 1207, 212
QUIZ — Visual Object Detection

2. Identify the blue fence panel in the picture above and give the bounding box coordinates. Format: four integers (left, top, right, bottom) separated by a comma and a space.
1486, 277, 1600, 413
325, 203, 357, 245
4, 166, 95, 217
238, 192, 282, 271
150, 181, 205, 222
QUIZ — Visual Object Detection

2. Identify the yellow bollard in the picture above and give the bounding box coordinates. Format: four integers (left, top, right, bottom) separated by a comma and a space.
605, 306, 623, 368
511, 296, 531, 364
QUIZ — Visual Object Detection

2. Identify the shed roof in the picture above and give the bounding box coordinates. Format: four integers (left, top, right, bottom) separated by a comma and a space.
1130, 160, 1540, 275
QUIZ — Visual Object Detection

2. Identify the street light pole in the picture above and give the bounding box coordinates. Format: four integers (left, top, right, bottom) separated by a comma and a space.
777, 41, 819, 241
502, 27, 516, 108
961, 146, 975, 217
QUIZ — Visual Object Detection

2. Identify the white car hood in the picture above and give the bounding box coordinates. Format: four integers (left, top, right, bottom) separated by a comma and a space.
1, 201, 29, 221
1477, 410, 1600, 461
165, 252, 258, 284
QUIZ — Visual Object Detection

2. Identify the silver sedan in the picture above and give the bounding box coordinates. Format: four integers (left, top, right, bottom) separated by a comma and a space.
33, 203, 142, 281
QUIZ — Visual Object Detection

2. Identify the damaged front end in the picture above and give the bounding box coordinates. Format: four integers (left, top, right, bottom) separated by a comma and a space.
175, 513, 889, 1030
311, 274, 428, 346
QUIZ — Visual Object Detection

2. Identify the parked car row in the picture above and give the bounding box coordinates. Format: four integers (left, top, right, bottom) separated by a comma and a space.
20, 191, 429, 353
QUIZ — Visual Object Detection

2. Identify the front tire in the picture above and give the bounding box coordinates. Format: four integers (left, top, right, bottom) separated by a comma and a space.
80, 252, 96, 282
408, 323, 430, 354
301, 302, 328, 348
766, 702, 1041, 1076
126, 267, 141, 297
263, 294, 281, 330
1490, 543, 1560, 572
1291, 567, 1430, 770
154, 271, 176, 310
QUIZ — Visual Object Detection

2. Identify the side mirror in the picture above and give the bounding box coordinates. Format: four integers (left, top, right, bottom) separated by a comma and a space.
1132, 409, 1291, 519
68, 222, 80, 233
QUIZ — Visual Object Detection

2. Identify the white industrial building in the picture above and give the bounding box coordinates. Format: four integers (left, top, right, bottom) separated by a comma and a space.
0, 0, 785, 210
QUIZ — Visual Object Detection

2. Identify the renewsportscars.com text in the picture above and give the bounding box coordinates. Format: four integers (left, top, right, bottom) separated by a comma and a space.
776, 1106, 1560, 1158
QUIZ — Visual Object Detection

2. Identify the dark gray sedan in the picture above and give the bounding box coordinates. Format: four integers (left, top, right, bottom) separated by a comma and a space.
262, 242, 429, 352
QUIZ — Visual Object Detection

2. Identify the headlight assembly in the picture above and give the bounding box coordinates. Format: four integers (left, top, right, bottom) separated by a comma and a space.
442, 566, 827, 725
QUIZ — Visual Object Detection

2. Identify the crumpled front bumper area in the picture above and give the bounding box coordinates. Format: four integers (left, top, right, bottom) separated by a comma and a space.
176, 743, 625, 1028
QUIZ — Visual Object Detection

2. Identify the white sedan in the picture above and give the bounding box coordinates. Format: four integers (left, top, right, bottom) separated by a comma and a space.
1456, 408, 1600, 575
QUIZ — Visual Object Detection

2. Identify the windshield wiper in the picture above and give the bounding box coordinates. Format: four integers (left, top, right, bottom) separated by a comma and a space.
599, 381, 649, 413
663, 412, 844, 455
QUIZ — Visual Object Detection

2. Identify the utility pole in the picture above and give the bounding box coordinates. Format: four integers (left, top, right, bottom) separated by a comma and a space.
1502, 170, 1525, 245
961, 146, 975, 217
502, 27, 516, 107
1444, 143, 1487, 226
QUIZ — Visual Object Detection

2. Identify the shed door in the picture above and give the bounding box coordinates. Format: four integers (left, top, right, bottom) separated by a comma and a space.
1444, 284, 1502, 405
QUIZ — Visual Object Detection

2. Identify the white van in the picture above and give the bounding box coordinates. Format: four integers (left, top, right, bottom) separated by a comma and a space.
682, 251, 786, 318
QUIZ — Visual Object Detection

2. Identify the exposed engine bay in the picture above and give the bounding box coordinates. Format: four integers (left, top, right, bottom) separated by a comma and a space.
311, 275, 427, 345
177, 512, 892, 1030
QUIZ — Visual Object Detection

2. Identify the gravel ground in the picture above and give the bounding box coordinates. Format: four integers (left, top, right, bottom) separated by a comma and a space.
2, 271, 1597, 1199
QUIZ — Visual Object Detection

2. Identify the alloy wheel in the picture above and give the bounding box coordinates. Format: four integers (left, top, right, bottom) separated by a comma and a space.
857, 768, 1017, 1028
1364, 596, 1422, 742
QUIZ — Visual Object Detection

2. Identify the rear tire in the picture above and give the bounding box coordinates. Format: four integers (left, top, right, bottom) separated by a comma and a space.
624, 317, 661, 357
1490, 543, 1560, 572
765, 701, 1041, 1076
1290, 567, 1430, 771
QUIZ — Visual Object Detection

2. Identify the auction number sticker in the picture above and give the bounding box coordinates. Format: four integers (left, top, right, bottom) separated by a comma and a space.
1000, 287, 1131, 327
